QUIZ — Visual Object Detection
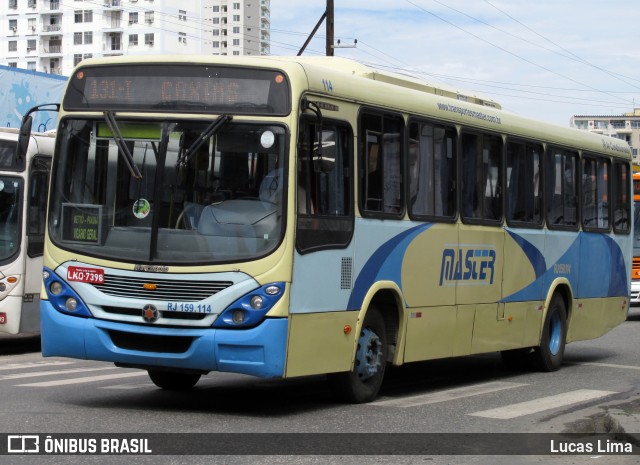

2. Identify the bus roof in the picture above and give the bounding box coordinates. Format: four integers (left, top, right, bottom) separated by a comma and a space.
70, 55, 632, 160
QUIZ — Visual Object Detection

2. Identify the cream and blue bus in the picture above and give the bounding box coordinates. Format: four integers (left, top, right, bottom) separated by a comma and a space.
0, 126, 54, 336
32, 56, 632, 402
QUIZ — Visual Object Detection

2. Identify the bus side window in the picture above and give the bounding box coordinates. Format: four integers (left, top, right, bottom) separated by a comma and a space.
581, 155, 610, 231
612, 161, 630, 233
296, 120, 353, 254
26, 156, 51, 257
545, 148, 578, 228
461, 132, 502, 222
506, 140, 542, 226
359, 112, 403, 216
408, 121, 456, 219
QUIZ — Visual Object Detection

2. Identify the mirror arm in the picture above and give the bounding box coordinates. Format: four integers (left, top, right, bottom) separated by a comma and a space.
301, 98, 323, 159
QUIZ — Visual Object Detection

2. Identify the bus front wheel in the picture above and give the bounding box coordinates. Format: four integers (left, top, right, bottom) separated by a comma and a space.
328, 308, 388, 403
148, 370, 201, 390
533, 294, 567, 372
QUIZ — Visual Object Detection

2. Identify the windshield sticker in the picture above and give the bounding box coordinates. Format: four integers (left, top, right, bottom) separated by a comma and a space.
61, 203, 102, 244
133, 199, 151, 219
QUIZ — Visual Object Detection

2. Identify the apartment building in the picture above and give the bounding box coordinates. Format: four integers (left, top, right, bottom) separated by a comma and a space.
571, 109, 640, 166
1, 0, 270, 77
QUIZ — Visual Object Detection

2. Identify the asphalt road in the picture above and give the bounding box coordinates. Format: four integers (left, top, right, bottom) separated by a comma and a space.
0, 308, 638, 464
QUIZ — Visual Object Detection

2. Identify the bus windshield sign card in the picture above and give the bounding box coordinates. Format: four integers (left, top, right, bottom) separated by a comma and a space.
61, 203, 103, 245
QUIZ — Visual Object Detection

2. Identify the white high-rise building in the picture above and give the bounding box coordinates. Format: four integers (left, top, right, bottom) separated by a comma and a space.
571, 109, 640, 167
1, 0, 270, 77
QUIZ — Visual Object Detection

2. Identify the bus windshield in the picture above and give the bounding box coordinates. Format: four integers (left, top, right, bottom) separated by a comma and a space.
0, 176, 22, 262
48, 118, 288, 264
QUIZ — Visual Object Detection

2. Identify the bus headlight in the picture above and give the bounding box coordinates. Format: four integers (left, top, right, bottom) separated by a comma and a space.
65, 298, 78, 312
42, 267, 92, 318
214, 282, 284, 329
0, 282, 5, 292
50, 281, 63, 295
231, 309, 246, 324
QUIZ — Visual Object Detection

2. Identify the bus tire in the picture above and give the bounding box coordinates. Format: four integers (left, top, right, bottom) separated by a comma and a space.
328, 308, 387, 404
533, 294, 567, 372
148, 370, 201, 390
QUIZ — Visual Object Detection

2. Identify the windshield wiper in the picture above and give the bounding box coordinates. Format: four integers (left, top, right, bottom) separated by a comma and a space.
103, 111, 143, 180
177, 114, 232, 168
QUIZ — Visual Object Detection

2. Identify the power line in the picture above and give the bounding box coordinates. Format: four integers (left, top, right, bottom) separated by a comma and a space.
402, 0, 634, 107
483, 0, 640, 89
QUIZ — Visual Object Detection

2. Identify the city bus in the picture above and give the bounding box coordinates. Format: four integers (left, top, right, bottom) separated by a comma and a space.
631, 172, 640, 304
0, 126, 54, 336
31, 55, 632, 402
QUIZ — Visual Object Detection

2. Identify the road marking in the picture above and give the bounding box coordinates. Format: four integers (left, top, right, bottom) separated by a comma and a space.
576, 362, 640, 371
16, 372, 147, 387
373, 381, 528, 408
0, 367, 117, 380
0, 361, 75, 371
468, 389, 618, 419
101, 383, 152, 390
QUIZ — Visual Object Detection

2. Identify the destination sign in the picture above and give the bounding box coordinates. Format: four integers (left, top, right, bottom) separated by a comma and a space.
61, 203, 103, 245
63, 64, 291, 115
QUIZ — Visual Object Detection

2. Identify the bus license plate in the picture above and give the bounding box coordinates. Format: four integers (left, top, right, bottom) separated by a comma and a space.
67, 266, 105, 284
167, 302, 213, 313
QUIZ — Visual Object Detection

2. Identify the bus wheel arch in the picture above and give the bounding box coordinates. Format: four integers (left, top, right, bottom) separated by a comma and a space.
328, 285, 404, 403
534, 285, 570, 372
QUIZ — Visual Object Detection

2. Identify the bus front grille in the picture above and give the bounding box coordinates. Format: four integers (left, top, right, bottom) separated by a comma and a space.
95, 275, 233, 302
107, 329, 194, 354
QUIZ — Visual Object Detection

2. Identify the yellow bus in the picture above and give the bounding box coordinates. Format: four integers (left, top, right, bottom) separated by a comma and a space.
0, 126, 54, 335
32, 56, 632, 402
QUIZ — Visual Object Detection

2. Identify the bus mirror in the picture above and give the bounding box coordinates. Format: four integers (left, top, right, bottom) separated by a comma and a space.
15, 115, 33, 168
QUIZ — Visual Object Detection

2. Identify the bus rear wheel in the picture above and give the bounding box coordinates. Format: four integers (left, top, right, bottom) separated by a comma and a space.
328, 308, 387, 404
148, 370, 201, 390
533, 294, 567, 372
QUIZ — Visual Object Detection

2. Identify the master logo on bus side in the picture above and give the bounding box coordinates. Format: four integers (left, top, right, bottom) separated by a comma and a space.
439, 246, 496, 286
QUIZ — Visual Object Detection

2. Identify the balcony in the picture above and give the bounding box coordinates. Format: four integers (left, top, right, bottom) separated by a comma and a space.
103, 48, 123, 56
103, 19, 123, 30
41, 44, 63, 56
43, 67, 63, 75
42, 24, 62, 34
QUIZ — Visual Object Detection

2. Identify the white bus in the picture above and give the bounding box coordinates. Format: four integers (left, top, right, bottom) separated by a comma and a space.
0, 126, 55, 335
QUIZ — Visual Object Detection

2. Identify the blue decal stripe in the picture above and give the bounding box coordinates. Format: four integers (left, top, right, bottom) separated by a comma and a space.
348, 224, 431, 310
505, 229, 546, 278
501, 232, 628, 303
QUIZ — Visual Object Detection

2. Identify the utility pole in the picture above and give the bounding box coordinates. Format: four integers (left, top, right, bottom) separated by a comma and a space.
297, 0, 335, 57
326, 0, 334, 56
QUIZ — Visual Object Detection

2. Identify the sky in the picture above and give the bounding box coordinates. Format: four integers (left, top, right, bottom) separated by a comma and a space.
268, 0, 640, 127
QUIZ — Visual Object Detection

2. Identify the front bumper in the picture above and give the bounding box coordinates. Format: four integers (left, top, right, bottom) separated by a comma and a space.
40, 300, 288, 378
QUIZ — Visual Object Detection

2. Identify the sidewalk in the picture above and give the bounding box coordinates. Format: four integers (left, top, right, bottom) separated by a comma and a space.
606, 396, 640, 440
